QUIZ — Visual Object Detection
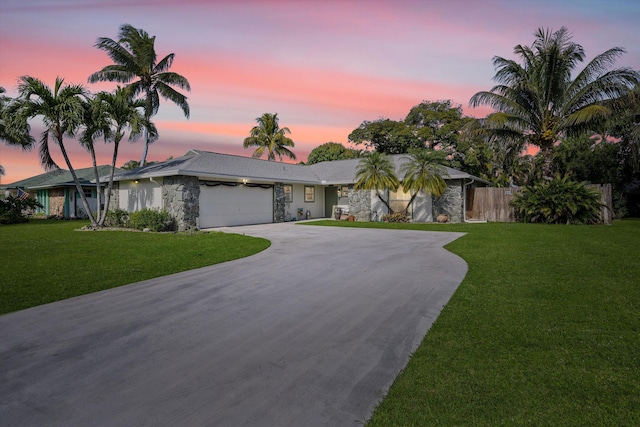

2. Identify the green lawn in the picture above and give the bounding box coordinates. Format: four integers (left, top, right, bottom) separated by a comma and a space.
306, 219, 640, 426
0, 219, 270, 314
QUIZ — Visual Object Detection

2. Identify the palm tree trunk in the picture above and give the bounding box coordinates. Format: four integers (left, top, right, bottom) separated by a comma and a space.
98, 139, 120, 226
88, 143, 101, 224
57, 135, 98, 227
403, 192, 418, 214
140, 126, 150, 166
541, 147, 555, 181
376, 190, 394, 213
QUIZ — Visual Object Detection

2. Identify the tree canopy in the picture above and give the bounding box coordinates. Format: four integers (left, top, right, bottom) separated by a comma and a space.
243, 113, 296, 161
348, 100, 471, 155
306, 142, 360, 164
470, 26, 639, 180
89, 24, 190, 166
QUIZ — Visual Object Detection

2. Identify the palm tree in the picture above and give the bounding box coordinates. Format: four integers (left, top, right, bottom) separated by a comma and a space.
88, 24, 190, 166
243, 113, 296, 161
354, 151, 399, 212
1, 86, 33, 148
399, 149, 449, 213
82, 87, 152, 226
15, 76, 97, 225
470, 27, 639, 180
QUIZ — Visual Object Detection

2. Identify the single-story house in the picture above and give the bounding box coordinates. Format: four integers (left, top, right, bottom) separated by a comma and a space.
110, 149, 491, 230
1, 166, 121, 218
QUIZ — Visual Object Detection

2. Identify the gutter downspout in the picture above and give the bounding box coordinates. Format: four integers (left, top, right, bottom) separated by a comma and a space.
463, 178, 487, 223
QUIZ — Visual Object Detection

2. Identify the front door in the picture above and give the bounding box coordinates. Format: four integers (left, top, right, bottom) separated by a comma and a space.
324, 186, 338, 218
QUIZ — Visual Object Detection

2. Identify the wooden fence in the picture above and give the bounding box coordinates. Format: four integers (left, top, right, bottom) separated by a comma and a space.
465, 184, 613, 224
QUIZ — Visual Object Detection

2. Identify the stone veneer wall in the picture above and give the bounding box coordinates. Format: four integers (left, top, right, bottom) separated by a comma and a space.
433, 179, 463, 223
163, 176, 200, 231
348, 186, 372, 221
273, 183, 285, 223
48, 188, 66, 216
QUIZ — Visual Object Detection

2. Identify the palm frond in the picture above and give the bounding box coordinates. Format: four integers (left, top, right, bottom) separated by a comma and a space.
155, 81, 189, 118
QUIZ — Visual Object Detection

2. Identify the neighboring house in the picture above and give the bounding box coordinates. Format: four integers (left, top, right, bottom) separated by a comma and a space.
1, 166, 121, 218
111, 149, 491, 230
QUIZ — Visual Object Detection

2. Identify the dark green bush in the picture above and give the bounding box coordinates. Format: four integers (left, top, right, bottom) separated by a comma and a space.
382, 211, 410, 223
0, 196, 43, 224
510, 176, 604, 224
103, 209, 129, 227
128, 209, 175, 232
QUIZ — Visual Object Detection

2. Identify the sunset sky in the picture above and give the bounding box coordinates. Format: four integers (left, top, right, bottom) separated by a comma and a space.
1, 0, 639, 184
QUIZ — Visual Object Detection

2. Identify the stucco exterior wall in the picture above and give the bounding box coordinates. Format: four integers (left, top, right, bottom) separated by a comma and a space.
119, 179, 163, 212
412, 191, 433, 222
285, 184, 324, 220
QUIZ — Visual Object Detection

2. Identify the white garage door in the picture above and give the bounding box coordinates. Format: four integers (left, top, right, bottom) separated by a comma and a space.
200, 184, 273, 228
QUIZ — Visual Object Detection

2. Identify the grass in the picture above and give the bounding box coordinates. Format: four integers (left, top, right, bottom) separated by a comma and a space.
0, 219, 270, 314
306, 219, 640, 426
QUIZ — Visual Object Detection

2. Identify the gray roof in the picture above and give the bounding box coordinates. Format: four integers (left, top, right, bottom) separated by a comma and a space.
113, 149, 491, 185
1, 165, 122, 190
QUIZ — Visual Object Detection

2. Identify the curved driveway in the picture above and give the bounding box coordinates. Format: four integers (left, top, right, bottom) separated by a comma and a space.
0, 223, 466, 426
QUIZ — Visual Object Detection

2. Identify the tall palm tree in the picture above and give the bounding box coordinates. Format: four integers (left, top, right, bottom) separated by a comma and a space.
0, 86, 33, 148
399, 149, 449, 213
82, 87, 153, 226
470, 27, 639, 180
354, 151, 399, 212
88, 24, 190, 166
15, 76, 97, 225
243, 113, 296, 161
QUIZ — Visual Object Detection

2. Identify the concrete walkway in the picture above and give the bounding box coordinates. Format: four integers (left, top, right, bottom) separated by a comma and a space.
0, 223, 467, 426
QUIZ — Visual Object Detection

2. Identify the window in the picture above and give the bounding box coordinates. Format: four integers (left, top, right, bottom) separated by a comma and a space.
340, 186, 349, 198
390, 187, 412, 214
283, 185, 293, 203
304, 186, 315, 202
83, 189, 92, 198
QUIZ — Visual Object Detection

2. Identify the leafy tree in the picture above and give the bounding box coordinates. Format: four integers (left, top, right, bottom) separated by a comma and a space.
121, 159, 141, 170
89, 24, 191, 166
307, 142, 360, 164
14, 76, 98, 226
470, 27, 639, 180
553, 135, 620, 184
399, 149, 449, 213
348, 118, 420, 154
354, 151, 399, 212
243, 113, 296, 161
349, 101, 471, 155
405, 100, 470, 151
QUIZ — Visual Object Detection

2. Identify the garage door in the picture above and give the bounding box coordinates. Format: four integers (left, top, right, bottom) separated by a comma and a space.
200, 184, 273, 228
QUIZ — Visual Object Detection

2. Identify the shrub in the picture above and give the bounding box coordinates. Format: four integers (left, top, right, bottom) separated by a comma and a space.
102, 209, 130, 228
128, 209, 175, 232
382, 211, 410, 223
510, 176, 604, 224
0, 196, 43, 224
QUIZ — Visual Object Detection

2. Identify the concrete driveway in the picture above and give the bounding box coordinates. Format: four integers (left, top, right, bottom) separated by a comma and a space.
0, 223, 466, 426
